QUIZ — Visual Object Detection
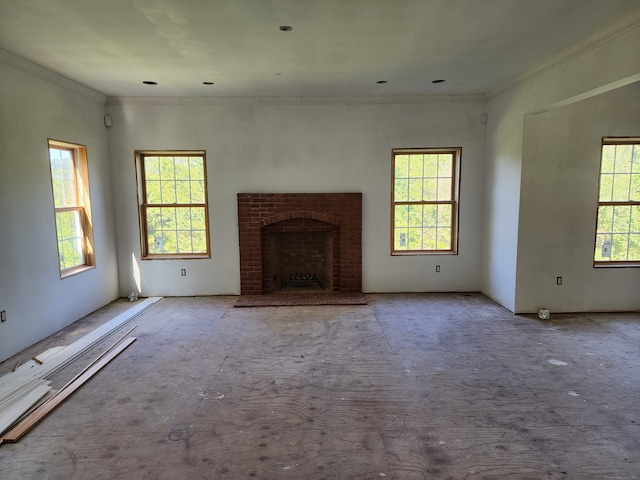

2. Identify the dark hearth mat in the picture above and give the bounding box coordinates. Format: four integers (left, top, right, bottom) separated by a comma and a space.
234, 293, 367, 307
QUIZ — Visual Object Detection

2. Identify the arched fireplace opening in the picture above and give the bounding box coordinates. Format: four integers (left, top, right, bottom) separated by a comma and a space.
261, 218, 339, 294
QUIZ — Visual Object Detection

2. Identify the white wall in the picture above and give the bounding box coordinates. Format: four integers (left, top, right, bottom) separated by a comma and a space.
0, 59, 119, 362
516, 82, 640, 313
106, 99, 486, 296
482, 20, 640, 312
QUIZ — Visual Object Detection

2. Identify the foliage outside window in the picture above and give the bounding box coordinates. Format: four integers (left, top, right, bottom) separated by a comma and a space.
391, 147, 461, 254
48, 139, 95, 276
136, 151, 210, 259
594, 138, 640, 265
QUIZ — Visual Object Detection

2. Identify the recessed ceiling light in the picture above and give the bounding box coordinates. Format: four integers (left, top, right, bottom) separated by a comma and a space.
432, 79, 445, 84
279, 25, 293, 32
142, 81, 158, 85
376, 80, 387, 84
203, 81, 214, 85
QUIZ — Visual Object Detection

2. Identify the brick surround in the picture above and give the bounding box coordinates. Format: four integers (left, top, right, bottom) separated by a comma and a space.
237, 193, 362, 295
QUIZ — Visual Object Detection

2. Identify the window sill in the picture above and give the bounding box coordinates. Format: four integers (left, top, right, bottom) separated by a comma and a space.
61, 265, 95, 279
142, 254, 211, 261
593, 262, 640, 268
392, 251, 457, 256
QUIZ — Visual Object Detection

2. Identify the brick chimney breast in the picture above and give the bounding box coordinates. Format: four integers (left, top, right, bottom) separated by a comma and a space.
237, 193, 362, 295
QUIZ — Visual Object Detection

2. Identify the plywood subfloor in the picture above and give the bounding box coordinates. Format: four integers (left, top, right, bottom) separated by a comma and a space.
0, 293, 639, 479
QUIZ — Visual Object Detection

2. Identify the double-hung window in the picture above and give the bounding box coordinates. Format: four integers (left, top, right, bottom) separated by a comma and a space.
48, 139, 94, 276
391, 147, 461, 254
136, 151, 210, 259
594, 138, 640, 265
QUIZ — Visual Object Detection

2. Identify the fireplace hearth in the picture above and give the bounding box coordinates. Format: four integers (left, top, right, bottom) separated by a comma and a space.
237, 193, 362, 295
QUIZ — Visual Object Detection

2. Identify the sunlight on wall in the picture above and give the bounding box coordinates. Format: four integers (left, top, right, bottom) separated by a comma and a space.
132, 252, 141, 293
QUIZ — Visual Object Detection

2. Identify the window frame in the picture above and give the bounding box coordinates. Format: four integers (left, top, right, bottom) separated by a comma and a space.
135, 150, 211, 260
47, 139, 95, 278
593, 137, 640, 267
391, 147, 462, 255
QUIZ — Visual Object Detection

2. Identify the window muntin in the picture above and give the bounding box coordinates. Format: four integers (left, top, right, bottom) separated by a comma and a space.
392, 148, 461, 254
137, 151, 210, 259
48, 140, 94, 276
594, 138, 640, 265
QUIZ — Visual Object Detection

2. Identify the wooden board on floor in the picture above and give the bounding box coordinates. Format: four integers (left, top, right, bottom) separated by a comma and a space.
0, 297, 159, 391
0, 298, 159, 434
0, 337, 137, 445
0, 383, 51, 435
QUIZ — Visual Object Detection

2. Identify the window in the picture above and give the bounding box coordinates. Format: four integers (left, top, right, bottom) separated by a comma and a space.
391, 147, 461, 254
48, 139, 94, 276
136, 151, 210, 259
594, 138, 640, 266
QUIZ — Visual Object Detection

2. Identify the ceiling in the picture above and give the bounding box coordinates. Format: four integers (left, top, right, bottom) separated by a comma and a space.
1, 0, 639, 98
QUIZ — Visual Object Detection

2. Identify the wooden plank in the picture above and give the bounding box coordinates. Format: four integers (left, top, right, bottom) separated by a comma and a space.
0, 299, 156, 434
0, 384, 51, 434
0, 326, 135, 437
0, 300, 156, 440
0, 297, 159, 392
0, 336, 137, 445
48, 325, 137, 404
3, 347, 65, 383
35, 346, 67, 363
0, 380, 51, 409
25, 297, 158, 380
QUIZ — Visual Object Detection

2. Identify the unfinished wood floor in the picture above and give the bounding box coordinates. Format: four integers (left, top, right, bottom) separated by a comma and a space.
1, 293, 639, 479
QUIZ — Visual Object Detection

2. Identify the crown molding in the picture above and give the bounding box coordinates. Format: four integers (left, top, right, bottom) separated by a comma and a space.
0, 48, 106, 104
106, 94, 486, 106
488, 9, 640, 101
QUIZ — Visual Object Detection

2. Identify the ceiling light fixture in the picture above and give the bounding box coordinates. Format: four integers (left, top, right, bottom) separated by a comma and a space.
279, 25, 293, 32
142, 81, 158, 85
432, 79, 445, 84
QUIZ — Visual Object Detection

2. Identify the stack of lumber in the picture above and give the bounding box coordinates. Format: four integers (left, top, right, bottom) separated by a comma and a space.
0, 296, 161, 442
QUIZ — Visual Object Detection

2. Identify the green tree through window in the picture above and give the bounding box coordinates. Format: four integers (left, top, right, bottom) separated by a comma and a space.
392, 148, 461, 254
48, 139, 95, 276
594, 138, 640, 265
137, 151, 210, 259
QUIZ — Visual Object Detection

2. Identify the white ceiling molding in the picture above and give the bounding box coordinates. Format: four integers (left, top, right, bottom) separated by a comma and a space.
106, 94, 487, 107
488, 10, 640, 101
0, 48, 106, 104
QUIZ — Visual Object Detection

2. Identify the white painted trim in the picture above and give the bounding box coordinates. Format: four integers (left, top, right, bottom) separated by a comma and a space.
488, 10, 640, 101
0, 384, 51, 435
0, 297, 161, 435
1, 337, 137, 443
105, 94, 487, 106
27, 296, 161, 382
0, 379, 51, 409
0, 48, 106, 104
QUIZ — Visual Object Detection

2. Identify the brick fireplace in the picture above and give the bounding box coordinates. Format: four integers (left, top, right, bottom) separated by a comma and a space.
237, 193, 362, 295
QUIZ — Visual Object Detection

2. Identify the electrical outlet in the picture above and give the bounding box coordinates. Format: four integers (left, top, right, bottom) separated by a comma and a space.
556, 276, 563, 285
436, 265, 441, 272
181, 268, 186, 277
1, 310, 6, 323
